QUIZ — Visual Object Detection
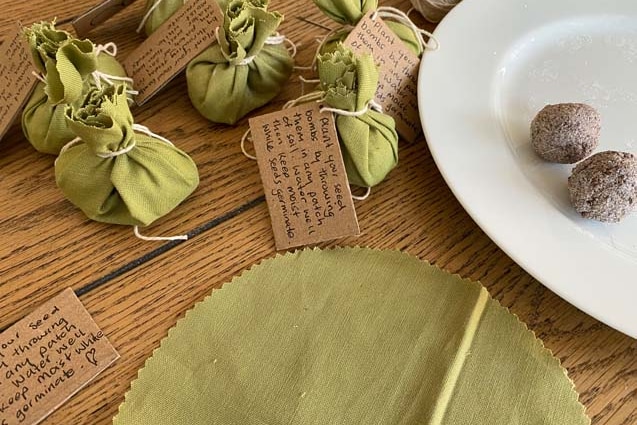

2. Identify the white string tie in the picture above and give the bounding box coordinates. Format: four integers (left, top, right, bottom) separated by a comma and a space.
241, 129, 257, 160
92, 71, 139, 96
95, 42, 118, 57
241, 92, 326, 160
55, 137, 84, 166
351, 186, 371, 201
96, 141, 136, 158
282, 91, 325, 110
134, 226, 188, 241
237, 55, 256, 65
320, 99, 383, 117
132, 123, 174, 145
31, 71, 46, 84
371, 6, 439, 51
265, 32, 298, 58
299, 76, 320, 85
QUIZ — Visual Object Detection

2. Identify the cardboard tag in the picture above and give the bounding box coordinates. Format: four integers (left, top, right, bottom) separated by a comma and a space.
344, 11, 421, 142
72, 0, 138, 37
0, 288, 119, 425
123, 0, 223, 105
0, 28, 37, 141
250, 103, 360, 250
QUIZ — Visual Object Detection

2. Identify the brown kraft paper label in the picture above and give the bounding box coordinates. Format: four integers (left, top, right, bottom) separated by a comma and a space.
0, 288, 119, 425
249, 103, 360, 250
345, 11, 421, 142
0, 28, 37, 140
123, 0, 223, 105
72, 0, 139, 37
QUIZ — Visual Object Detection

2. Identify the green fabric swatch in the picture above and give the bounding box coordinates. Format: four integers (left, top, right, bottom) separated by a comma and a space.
186, 0, 294, 125
55, 85, 199, 227
313, 0, 423, 56
113, 247, 589, 425
21, 22, 129, 155
317, 44, 398, 188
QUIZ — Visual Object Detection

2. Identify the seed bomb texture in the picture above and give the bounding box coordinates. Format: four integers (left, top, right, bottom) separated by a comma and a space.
531, 103, 601, 163
568, 151, 637, 222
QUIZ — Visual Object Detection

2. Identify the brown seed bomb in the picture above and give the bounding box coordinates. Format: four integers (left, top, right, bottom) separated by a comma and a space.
568, 151, 637, 223
531, 103, 601, 163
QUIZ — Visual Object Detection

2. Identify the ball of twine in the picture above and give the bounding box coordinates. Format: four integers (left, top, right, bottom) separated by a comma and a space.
409, 0, 462, 23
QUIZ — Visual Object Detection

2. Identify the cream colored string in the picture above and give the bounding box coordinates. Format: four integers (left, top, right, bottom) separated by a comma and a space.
31, 71, 46, 83
351, 186, 371, 201
371, 6, 439, 51
241, 92, 325, 160
56, 124, 186, 241
319, 99, 383, 117
93, 43, 139, 97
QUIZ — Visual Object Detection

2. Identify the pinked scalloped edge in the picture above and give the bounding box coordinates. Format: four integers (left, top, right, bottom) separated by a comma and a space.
112, 246, 590, 424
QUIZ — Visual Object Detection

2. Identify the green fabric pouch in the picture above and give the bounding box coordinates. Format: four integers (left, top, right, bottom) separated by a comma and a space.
316, 44, 398, 188
21, 22, 129, 155
313, 0, 424, 57
140, 0, 230, 36
55, 85, 199, 227
185, 0, 294, 125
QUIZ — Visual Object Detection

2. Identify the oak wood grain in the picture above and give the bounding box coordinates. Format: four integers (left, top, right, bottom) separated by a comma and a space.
0, 0, 635, 424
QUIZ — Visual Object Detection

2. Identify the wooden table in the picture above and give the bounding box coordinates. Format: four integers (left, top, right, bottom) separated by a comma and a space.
1, 0, 635, 424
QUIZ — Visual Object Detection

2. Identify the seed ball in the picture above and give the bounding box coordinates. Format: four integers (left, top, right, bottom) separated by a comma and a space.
531, 103, 601, 163
568, 151, 637, 222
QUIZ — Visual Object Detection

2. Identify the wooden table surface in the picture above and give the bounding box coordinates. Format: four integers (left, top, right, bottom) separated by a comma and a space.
1, 0, 636, 424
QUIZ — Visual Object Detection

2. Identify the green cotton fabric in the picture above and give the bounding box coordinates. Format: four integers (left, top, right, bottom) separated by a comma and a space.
141, 0, 231, 35
55, 86, 199, 227
113, 247, 590, 425
317, 45, 398, 187
313, 0, 423, 56
21, 22, 129, 155
186, 0, 294, 125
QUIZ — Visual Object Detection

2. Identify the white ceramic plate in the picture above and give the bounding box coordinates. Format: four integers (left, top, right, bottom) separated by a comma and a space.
419, 0, 637, 338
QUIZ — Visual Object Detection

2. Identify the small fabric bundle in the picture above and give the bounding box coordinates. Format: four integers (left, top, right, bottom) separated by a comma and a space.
317, 44, 398, 188
313, 0, 424, 57
55, 85, 199, 228
21, 22, 130, 155
185, 0, 294, 125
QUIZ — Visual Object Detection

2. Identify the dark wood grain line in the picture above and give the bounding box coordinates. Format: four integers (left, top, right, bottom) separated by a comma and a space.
74, 195, 265, 296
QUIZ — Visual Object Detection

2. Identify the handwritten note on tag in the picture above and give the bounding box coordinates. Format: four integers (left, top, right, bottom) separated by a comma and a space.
0, 288, 119, 425
250, 103, 360, 250
345, 11, 421, 142
72, 0, 138, 37
0, 28, 37, 141
123, 0, 223, 105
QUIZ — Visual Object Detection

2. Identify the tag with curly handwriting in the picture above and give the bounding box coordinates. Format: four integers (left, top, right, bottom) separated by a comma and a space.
250, 102, 360, 250
0, 28, 37, 141
0, 288, 118, 425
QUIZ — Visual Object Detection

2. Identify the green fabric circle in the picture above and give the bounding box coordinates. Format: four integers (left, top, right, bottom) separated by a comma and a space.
114, 247, 589, 425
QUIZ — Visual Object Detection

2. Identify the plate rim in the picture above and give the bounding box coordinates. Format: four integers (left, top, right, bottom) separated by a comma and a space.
418, 0, 637, 338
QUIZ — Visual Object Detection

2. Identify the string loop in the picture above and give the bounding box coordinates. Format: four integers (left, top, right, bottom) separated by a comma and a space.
320, 99, 383, 117
371, 6, 439, 51
351, 186, 371, 201
134, 226, 188, 241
